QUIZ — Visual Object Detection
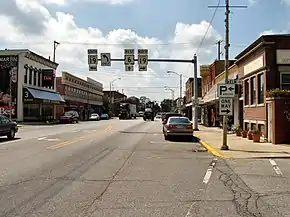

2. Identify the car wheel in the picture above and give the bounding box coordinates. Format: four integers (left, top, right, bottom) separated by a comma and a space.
7, 128, 15, 140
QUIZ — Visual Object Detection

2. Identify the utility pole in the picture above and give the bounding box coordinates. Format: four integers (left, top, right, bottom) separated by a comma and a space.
53, 41, 60, 62
209, 1, 247, 150
221, 0, 230, 150
216, 40, 223, 60
193, 54, 199, 130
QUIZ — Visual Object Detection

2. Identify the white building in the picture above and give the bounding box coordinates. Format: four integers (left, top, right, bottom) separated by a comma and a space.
0, 49, 65, 122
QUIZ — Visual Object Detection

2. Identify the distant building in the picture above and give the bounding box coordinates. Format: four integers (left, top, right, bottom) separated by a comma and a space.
56, 71, 103, 120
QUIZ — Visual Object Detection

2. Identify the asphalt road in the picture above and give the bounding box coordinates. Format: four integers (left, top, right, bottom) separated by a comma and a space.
0, 119, 289, 217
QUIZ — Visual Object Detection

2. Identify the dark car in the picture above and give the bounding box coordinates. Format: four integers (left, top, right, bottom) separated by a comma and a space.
0, 115, 18, 140
59, 111, 79, 124
162, 113, 182, 125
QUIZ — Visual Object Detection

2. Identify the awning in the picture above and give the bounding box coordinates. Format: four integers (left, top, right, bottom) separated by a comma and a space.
202, 84, 218, 103
24, 87, 65, 103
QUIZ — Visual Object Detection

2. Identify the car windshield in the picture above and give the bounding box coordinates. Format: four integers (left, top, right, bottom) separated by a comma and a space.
64, 111, 74, 116
169, 117, 190, 124
91, 114, 98, 116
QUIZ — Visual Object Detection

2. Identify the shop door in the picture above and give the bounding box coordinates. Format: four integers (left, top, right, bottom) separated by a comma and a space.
267, 102, 273, 143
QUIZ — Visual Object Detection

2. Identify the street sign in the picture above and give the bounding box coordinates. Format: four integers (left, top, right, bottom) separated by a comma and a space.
100, 53, 111, 66
138, 65, 147, 71
217, 83, 235, 98
125, 65, 134, 71
138, 49, 148, 66
138, 49, 148, 71
89, 65, 97, 71
228, 79, 241, 85
124, 55, 134, 65
88, 49, 98, 71
124, 49, 135, 65
88, 55, 98, 65
219, 98, 233, 116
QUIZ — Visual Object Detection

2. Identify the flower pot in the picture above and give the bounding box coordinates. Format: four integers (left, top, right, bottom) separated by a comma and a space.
236, 131, 242, 136
252, 133, 260, 142
242, 131, 247, 138
247, 133, 253, 140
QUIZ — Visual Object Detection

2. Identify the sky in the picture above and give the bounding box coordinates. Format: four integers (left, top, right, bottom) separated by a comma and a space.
0, 0, 289, 102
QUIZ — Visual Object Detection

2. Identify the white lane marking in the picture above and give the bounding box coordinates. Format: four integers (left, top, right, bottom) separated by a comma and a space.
46, 139, 60, 142
150, 141, 172, 144
202, 158, 218, 184
269, 159, 283, 176
37, 137, 47, 140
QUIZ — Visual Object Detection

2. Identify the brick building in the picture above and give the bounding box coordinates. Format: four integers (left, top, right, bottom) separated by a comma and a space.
56, 71, 103, 120
103, 90, 127, 116
235, 34, 290, 143
184, 77, 202, 120
200, 60, 236, 126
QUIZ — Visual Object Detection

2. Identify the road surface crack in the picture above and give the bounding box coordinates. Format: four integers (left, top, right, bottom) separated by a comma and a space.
217, 160, 284, 217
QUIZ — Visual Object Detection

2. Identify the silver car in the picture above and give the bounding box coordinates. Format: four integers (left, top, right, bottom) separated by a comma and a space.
163, 116, 193, 140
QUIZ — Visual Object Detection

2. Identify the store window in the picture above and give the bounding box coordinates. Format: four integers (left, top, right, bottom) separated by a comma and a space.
244, 79, 249, 105
258, 73, 264, 104
258, 124, 265, 135
245, 122, 249, 130
23, 104, 40, 121
250, 76, 256, 105
42, 104, 54, 119
280, 73, 290, 90
33, 69, 37, 86
29, 67, 33, 85
24, 65, 28, 84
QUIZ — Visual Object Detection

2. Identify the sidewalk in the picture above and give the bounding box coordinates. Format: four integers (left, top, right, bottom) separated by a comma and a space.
194, 125, 290, 159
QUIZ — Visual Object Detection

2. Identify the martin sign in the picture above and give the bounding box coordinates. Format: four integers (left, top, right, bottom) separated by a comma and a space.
217, 83, 235, 98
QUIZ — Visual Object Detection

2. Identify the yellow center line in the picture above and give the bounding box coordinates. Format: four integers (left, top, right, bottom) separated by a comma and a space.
46, 124, 113, 150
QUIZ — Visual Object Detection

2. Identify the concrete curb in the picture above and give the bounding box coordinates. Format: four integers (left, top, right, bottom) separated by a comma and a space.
197, 138, 232, 159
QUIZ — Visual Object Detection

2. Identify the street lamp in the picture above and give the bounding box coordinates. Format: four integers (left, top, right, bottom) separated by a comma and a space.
164, 86, 175, 112
167, 70, 182, 113
53, 41, 60, 62
110, 77, 121, 116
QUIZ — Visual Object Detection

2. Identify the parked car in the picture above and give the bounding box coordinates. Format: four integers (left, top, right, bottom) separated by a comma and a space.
155, 113, 162, 119
89, 113, 100, 121
59, 111, 79, 124
0, 115, 18, 140
162, 113, 182, 125
163, 116, 193, 140
100, 113, 109, 120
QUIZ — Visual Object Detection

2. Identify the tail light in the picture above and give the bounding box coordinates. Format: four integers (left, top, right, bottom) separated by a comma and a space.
168, 124, 174, 129
186, 123, 193, 129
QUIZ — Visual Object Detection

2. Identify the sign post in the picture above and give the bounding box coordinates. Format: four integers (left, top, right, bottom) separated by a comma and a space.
138, 49, 148, 71
124, 49, 134, 71
87, 49, 98, 71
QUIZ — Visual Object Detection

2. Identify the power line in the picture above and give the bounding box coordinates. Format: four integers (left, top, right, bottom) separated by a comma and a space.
195, 0, 221, 55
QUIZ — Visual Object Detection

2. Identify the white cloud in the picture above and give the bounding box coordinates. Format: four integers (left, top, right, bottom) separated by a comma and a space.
0, 0, 221, 101
281, 0, 290, 6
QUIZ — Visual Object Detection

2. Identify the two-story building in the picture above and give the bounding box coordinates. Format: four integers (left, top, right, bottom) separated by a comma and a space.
103, 90, 127, 116
200, 60, 236, 126
0, 49, 65, 122
184, 77, 202, 120
56, 71, 104, 120
235, 34, 290, 143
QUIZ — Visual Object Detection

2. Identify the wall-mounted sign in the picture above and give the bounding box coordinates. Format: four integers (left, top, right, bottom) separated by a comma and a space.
42, 69, 54, 88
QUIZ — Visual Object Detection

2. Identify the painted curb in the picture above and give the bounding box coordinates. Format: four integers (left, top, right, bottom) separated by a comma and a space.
198, 139, 232, 159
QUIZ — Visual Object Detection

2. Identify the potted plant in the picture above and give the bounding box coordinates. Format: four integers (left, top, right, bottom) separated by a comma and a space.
247, 130, 253, 140
232, 125, 242, 136
241, 130, 248, 138
266, 88, 290, 98
252, 128, 261, 142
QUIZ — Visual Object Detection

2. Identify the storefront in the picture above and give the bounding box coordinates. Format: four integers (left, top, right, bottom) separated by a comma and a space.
23, 87, 65, 121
